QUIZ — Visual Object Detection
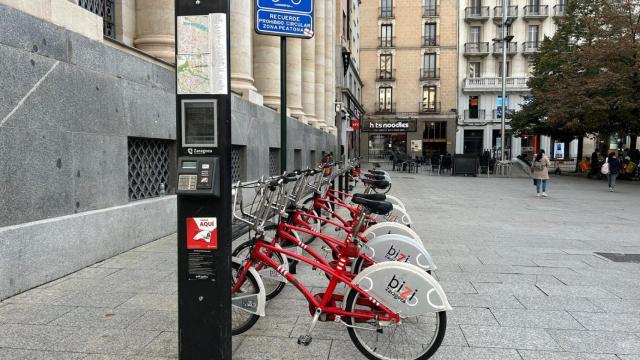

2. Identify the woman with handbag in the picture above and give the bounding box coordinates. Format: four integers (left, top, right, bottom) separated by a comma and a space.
602, 152, 621, 192
531, 150, 551, 197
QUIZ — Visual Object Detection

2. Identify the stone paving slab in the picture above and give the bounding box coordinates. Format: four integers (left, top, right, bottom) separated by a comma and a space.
0, 174, 639, 359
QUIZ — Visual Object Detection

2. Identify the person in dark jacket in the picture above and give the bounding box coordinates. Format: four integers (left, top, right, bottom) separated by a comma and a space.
607, 152, 622, 192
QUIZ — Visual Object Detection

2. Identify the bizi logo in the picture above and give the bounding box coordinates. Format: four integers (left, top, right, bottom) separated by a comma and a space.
385, 245, 411, 263
385, 274, 419, 306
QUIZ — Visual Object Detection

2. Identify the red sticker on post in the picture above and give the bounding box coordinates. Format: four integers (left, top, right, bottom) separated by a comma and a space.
186, 217, 218, 250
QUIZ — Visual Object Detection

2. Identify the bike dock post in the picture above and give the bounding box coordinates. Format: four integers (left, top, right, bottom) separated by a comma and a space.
175, 1, 232, 358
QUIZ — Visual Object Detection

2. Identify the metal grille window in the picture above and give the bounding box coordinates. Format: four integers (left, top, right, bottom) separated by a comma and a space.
231, 146, 245, 183
78, 0, 116, 39
294, 150, 302, 170
309, 150, 316, 167
128, 138, 170, 201
269, 148, 280, 176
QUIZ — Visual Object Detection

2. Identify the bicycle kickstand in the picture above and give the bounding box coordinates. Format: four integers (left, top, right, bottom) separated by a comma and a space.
297, 308, 322, 346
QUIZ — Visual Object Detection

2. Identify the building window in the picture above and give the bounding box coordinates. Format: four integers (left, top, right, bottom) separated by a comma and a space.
78, 0, 115, 39
381, 0, 393, 17
423, 53, 437, 78
424, 22, 437, 46
378, 87, 393, 112
469, 61, 481, 78
380, 24, 393, 47
422, 86, 437, 112
424, 0, 438, 16
231, 145, 245, 183
469, 0, 483, 14
497, 61, 512, 77
468, 96, 480, 119
469, 26, 482, 43
294, 149, 302, 170
422, 121, 448, 157
269, 148, 280, 176
127, 137, 171, 201
368, 134, 407, 160
527, 25, 540, 44
379, 54, 393, 79
496, 24, 512, 38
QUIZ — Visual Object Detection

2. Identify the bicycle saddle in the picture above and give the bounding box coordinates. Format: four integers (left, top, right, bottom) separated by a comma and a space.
368, 170, 387, 175
362, 179, 390, 190
352, 193, 386, 201
351, 197, 393, 215
363, 173, 386, 180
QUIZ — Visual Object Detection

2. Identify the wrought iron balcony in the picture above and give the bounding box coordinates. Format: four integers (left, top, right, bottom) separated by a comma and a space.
492, 109, 511, 119
420, 68, 440, 80
522, 41, 541, 55
375, 102, 396, 115
464, 42, 490, 56
419, 102, 441, 114
464, 109, 487, 121
378, 36, 396, 48
463, 77, 529, 92
492, 42, 517, 56
493, 6, 518, 22
464, 6, 490, 21
376, 69, 396, 81
523, 5, 549, 19
423, 35, 440, 47
379, 7, 394, 18
423, 5, 439, 17
553, 4, 566, 17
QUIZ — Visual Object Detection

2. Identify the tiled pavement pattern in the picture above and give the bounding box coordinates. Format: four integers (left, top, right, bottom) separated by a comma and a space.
1, 173, 640, 359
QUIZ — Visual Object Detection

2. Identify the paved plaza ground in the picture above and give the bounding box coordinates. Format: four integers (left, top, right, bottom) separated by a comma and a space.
1, 173, 640, 359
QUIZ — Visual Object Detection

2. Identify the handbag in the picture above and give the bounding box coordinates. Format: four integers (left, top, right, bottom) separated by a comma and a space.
601, 158, 610, 175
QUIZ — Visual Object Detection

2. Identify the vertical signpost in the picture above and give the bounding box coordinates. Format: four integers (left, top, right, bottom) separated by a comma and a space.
255, 0, 314, 170
175, 0, 231, 359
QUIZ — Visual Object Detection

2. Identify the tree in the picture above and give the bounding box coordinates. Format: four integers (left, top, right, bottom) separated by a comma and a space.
510, 0, 640, 151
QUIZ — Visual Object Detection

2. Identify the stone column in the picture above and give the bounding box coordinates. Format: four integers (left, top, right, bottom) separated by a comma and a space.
302, 37, 316, 124
286, 38, 305, 120
253, 34, 281, 111
230, 0, 258, 96
324, 0, 335, 131
134, 0, 175, 64
314, 0, 326, 128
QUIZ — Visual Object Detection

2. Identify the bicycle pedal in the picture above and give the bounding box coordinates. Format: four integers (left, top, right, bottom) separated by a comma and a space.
297, 334, 312, 346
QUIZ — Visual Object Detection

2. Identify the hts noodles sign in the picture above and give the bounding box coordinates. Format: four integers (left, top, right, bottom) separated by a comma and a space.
362, 119, 417, 133
256, 0, 314, 38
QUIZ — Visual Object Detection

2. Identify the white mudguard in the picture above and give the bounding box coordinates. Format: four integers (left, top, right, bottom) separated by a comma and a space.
362, 222, 422, 243
256, 244, 289, 283
384, 195, 406, 210
349, 262, 451, 317
231, 257, 266, 317
377, 205, 412, 227
362, 234, 436, 271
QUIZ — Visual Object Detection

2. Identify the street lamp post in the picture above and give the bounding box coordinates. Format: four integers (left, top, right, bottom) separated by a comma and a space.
493, 0, 514, 161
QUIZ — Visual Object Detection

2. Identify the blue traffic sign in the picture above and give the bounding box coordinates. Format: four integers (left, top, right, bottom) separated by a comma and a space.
256, 0, 314, 38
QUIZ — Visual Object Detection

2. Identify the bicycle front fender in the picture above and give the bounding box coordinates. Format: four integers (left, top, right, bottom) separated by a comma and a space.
232, 257, 266, 317
349, 262, 451, 317
362, 222, 421, 242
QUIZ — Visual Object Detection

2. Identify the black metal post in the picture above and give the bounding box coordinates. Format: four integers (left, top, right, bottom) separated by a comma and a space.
281, 36, 287, 172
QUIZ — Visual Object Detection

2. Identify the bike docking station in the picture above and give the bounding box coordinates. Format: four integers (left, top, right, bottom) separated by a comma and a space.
174, 0, 232, 358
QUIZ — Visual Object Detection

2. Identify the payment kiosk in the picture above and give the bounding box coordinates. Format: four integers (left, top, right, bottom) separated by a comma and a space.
175, 1, 232, 359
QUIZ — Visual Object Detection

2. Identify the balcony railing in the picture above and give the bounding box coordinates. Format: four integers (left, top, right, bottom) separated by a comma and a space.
464, 109, 487, 121
464, 6, 490, 21
553, 4, 566, 17
464, 42, 490, 56
376, 69, 396, 81
378, 36, 396, 48
419, 102, 441, 114
423, 5, 439, 17
493, 6, 518, 21
423, 35, 440, 47
492, 109, 511, 119
463, 77, 529, 92
523, 5, 549, 18
379, 7, 394, 18
492, 42, 518, 56
522, 41, 541, 54
420, 68, 440, 80
375, 102, 396, 114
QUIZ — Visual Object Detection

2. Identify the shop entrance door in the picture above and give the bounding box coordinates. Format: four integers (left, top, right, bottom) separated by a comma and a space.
464, 129, 484, 155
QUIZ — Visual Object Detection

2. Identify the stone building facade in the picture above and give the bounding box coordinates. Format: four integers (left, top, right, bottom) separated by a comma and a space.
359, 0, 458, 161
0, 0, 336, 300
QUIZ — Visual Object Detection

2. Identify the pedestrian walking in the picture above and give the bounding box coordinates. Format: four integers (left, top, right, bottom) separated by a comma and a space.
531, 149, 550, 197
605, 152, 622, 192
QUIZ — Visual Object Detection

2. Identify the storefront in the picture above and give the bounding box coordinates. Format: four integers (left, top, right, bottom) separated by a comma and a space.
360, 117, 456, 161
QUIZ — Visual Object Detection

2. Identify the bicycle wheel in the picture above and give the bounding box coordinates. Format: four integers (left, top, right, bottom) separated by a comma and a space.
232, 236, 286, 301
343, 288, 447, 360
231, 262, 261, 335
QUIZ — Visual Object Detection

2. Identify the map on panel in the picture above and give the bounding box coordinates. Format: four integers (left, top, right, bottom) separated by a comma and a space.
177, 15, 228, 95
